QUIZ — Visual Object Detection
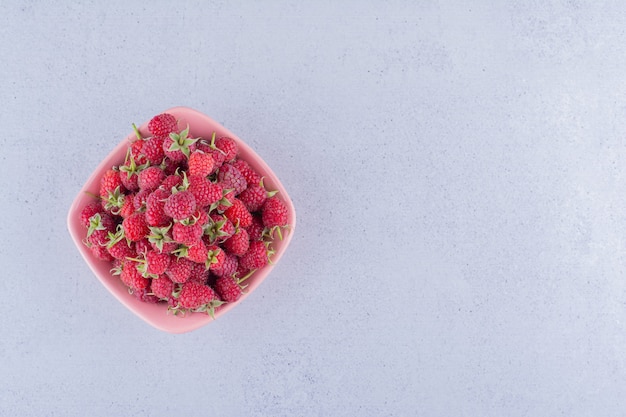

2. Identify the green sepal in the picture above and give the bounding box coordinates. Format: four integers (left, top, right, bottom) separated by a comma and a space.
86, 213, 105, 237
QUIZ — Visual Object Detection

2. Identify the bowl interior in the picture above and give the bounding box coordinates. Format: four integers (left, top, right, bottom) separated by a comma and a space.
67, 106, 296, 333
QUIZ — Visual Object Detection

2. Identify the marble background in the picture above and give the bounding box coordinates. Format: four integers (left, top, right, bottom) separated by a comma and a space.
2, 1, 626, 415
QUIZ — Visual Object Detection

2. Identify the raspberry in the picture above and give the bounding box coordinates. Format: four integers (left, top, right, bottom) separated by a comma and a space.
145, 250, 171, 275
176, 282, 219, 310
238, 183, 267, 212
166, 256, 194, 283
188, 262, 209, 284
163, 191, 196, 220
232, 159, 262, 186
224, 198, 253, 228
145, 189, 171, 227
188, 175, 222, 208
142, 136, 165, 165
240, 240, 269, 270
118, 193, 136, 218
107, 238, 135, 260
148, 113, 178, 137
216, 187, 236, 212
217, 163, 247, 195
185, 240, 208, 264
262, 196, 288, 228
245, 214, 265, 241
122, 212, 149, 242
120, 260, 149, 291
214, 275, 243, 303
138, 166, 165, 191
134, 238, 151, 256
100, 169, 124, 198
224, 228, 249, 256
188, 151, 215, 177
206, 245, 225, 271
212, 253, 238, 278
215, 137, 238, 162
160, 174, 183, 192
80, 201, 103, 227
134, 288, 159, 303
130, 140, 148, 165
133, 189, 151, 211
162, 125, 198, 162
172, 221, 203, 245
150, 275, 175, 300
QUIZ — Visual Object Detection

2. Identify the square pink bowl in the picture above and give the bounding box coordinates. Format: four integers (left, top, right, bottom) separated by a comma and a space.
67, 106, 296, 334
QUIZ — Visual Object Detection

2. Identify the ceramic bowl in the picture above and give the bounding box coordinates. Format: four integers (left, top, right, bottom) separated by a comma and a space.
67, 106, 296, 333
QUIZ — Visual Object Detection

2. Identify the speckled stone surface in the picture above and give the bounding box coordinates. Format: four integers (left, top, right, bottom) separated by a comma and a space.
2, 1, 626, 415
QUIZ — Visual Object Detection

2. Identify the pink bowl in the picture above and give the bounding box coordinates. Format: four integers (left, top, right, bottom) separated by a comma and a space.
67, 106, 296, 333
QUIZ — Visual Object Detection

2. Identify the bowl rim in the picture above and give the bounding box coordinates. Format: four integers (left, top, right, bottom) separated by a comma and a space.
66, 106, 296, 333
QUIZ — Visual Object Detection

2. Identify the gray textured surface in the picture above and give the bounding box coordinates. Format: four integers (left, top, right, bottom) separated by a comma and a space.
2, 1, 626, 415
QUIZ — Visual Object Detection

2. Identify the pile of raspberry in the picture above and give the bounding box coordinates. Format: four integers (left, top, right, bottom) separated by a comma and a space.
80, 113, 289, 317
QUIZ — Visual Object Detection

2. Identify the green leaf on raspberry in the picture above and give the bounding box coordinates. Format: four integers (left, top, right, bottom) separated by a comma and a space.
168, 124, 199, 159
86, 213, 105, 237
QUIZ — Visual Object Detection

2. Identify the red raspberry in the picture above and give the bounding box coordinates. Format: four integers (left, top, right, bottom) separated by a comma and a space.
232, 159, 262, 186
107, 238, 135, 260
188, 262, 209, 284
188, 175, 222, 208
150, 275, 175, 300
142, 136, 165, 165
224, 228, 250, 256
186, 240, 208, 264
99, 169, 124, 198
176, 282, 219, 310
133, 189, 151, 211
245, 214, 265, 241
138, 166, 165, 191
134, 238, 151, 256
206, 245, 226, 271
130, 140, 148, 165
118, 193, 135, 218
162, 157, 182, 176
188, 151, 215, 177
214, 275, 243, 303
216, 187, 236, 212
196, 137, 226, 171
120, 260, 150, 291
162, 126, 197, 162
238, 183, 267, 213
90, 244, 114, 261
119, 156, 144, 192
217, 163, 247, 195
262, 196, 288, 228
146, 250, 171, 275
160, 174, 183, 192
145, 189, 171, 227
193, 209, 210, 229
148, 113, 178, 137
224, 198, 253, 228
212, 253, 238, 278
122, 212, 149, 242
134, 288, 159, 303
172, 221, 203, 245
215, 137, 238, 162
80, 201, 103, 227
163, 191, 196, 220
166, 256, 194, 283
239, 240, 269, 270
